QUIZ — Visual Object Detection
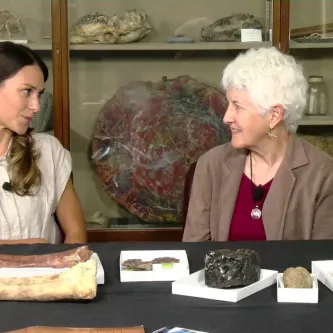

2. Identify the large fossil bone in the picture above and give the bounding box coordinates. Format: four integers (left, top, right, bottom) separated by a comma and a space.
0, 259, 97, 301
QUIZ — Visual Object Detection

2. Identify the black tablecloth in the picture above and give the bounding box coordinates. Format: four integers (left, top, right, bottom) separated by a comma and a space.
1, 240, 333, 333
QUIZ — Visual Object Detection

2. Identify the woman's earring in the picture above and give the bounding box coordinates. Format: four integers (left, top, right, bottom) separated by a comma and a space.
267, 127, 277, 138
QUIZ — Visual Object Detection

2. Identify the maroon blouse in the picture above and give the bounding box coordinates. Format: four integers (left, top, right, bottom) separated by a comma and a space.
228, 174, 273, 241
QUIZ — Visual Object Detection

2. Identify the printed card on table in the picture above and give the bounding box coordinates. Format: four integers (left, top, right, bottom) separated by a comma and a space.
152, 327, 208, 333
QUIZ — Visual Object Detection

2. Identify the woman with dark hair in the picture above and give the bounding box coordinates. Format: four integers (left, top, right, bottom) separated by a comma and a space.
0, 41, 87, 244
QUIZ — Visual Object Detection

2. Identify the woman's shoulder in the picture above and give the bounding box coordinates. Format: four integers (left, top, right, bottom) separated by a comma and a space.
200, 142, 235, 160
31, 133, 72, 197
32, 132, 65, 152
32, 132, 71, 168
196, 142, 237, 168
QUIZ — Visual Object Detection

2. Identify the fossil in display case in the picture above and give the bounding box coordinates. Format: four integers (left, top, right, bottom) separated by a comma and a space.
291, 23, 333, 42
201, 13, 262, 42
70, 10, 152, 44
171, 18, 214, 42
0, 10, 25, 40
91, 75, 231, 224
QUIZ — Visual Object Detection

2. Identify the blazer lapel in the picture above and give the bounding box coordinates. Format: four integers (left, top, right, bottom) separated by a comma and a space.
262, 135, 308, 240
217, 149, 246, 240
262, 163, 295, 239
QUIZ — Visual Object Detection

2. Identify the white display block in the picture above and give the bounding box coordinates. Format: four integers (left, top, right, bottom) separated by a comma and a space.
120, 250, 189, 282
312, 260, 333, 293
276, 273, 318, 303
172, 269, 278, 303
92, 252, 105, 284
0, 252, 105, 285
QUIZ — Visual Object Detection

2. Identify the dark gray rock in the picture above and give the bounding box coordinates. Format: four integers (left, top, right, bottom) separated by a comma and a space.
204, 249, 261, 288
201, 14, 263, 42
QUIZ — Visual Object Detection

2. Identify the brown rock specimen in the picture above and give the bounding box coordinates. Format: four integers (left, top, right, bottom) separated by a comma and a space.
282, 267, 312, 288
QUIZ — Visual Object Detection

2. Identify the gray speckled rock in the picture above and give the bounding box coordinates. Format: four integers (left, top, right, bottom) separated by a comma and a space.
201, 13, 262, 42
204, 249, 261, 288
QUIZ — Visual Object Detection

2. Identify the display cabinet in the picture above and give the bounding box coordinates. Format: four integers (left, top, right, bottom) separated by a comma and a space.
5, 0, 283, 242
54, 0, 282, 242
50, 0, 285, 242
282, 0, 333, 156
6, 0, 331, 242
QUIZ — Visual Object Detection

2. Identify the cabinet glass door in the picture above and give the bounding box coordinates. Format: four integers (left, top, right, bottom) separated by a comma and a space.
290, 0, 333, 153
67, 0, 277, 234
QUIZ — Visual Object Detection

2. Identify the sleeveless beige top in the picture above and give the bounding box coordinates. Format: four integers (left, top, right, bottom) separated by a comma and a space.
0, 133, 71, 243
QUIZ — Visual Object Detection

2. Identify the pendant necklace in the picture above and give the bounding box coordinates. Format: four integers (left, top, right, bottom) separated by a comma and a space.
249, 151, 264, 219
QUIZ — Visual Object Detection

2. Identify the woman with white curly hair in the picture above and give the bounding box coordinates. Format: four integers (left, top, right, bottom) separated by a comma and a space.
183, 47, 333, 242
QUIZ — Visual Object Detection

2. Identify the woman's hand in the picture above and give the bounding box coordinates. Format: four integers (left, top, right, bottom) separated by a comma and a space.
22, 238, 48, 244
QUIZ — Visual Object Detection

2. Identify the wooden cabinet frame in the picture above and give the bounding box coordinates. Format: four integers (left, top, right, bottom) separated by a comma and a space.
50, 0, 284, 242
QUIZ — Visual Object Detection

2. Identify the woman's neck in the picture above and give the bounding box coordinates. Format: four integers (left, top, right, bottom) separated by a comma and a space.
250, 129, 290, 170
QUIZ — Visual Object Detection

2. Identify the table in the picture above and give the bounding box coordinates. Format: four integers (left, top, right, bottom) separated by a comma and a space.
2, 240, 333, 333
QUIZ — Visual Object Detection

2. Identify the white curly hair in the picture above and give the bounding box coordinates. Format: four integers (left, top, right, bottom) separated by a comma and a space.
221, 47, 308, 133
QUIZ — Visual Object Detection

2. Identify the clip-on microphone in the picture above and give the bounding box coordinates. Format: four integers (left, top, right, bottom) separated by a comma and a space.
2, 182, 12, 192
254, 185, 264, 202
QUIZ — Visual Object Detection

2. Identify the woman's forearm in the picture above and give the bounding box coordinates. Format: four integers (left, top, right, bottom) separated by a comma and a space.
0, 238, 48, 244
63, 232, 87, 244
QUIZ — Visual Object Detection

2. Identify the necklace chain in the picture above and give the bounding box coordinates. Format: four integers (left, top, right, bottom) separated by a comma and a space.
249, 151, 263, 219
250, 151, 258, 203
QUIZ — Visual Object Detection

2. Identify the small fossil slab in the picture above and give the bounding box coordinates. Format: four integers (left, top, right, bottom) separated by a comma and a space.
122, 257, 180, 271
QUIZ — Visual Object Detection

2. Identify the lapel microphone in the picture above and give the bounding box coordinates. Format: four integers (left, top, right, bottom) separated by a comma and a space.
254, 185, 264, 202
2, 182, 12, 192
